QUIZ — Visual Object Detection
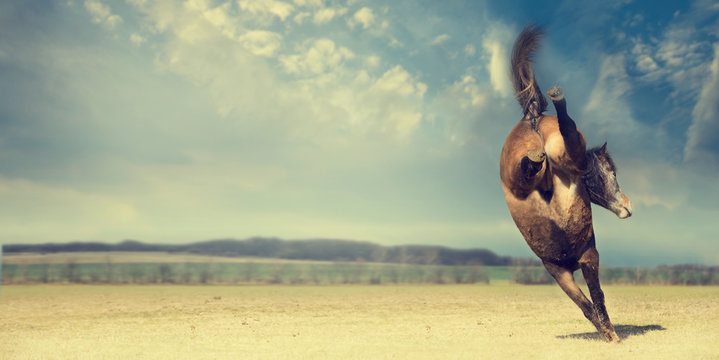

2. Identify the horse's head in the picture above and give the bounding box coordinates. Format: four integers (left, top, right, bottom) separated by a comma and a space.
583, 143, 632, 219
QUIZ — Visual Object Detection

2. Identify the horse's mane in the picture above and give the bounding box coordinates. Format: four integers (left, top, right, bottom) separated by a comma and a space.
586, 145, 615, 171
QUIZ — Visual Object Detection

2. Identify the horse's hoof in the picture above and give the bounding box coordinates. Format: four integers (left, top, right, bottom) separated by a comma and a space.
602, 331, 621, 343
548, 85, 564, 101
527, 148, 546, 163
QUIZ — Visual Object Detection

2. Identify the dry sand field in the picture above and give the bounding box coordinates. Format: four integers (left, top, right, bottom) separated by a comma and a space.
1, 284, 718, 359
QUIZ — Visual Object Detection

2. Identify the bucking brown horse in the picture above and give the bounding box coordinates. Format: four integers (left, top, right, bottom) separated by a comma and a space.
500, 25, 632, 343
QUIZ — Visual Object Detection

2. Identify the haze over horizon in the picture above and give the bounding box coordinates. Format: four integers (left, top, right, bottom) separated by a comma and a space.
1, 0, 718, 267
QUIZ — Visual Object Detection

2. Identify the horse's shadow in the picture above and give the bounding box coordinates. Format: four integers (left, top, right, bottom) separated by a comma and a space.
557, 324, 666, 341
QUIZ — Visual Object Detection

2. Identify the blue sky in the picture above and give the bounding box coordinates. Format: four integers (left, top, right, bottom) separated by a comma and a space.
0, 0, 717, 266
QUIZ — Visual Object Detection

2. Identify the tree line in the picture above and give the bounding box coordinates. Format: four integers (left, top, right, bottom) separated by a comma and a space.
1, 262, 492, 285
512, 264, 719, 286
2, 238, 541, 266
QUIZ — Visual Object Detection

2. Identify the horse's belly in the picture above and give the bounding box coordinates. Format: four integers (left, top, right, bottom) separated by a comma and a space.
504, 185, 593, 264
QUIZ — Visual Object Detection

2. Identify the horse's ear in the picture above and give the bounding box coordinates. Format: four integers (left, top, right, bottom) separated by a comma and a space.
599, 142, 607, 154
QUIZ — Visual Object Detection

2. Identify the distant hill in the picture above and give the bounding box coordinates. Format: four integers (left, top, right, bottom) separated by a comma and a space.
2, 238, 540, 266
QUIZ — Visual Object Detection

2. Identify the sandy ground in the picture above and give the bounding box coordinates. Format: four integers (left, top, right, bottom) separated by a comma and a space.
1, 284, 718, 359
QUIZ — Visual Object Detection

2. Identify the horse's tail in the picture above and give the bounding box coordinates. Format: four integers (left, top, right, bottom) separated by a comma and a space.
510, 25, 547, 118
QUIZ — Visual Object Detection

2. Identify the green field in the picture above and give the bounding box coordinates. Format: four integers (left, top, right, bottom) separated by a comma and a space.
4, 252, 716, 286
1, 252, 502, 285
1, 284, 718, 359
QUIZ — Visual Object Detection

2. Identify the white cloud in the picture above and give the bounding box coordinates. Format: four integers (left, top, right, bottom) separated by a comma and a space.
373, 65, 426, 97
578, 52, 664, 155
84, 0, 123, 29
685, 44, 719, 166
349, 7, 374, 29
200, 2, 240, 39
427, 66, 513, 150
655, 28, 703, 67
635, 53, 659, 73
130, 33, 146, 46
628, 15, 714, 101
481, 33, 511, 98
447, 75, 485, 110
128, 0, 427, 142
84, 0, 110, 21
131, 2, 284, 118
365, 55, 381, 68
293, 11, 310, 24
362, 66, 427, 138
430, 34, 450, 46
238, 30, 283, 57
288, 64, 427, 140
237, 0, 294, 22
279, 38, 354, 75
292, 0, 323, 6
584, 54, 633, 122
313, 7, 347, 24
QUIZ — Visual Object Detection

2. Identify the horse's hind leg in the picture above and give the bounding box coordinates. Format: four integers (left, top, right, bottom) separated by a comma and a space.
579, 247, 621, 343
542, 262, 600, 330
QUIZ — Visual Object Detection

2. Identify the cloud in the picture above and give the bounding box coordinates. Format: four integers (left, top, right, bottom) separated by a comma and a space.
238, 30, 283, 57
238, 0, 294, 22
627, 7, 716, 102
582, 53, 640, 140
279, 38, 354, 75
291, 0, 323, 7
373, 65, 426, 98
309, 65, 428, 140
430, 34, 450, 46
631, 41, 660, 74
365, 55, 381, 68
369, 67, 426, 138
446, 75, 486, 110
349, 7, 374, 29
313, 7, 347, 24
129, 1, 285, 119
293, 11, 309, 23
84, 0, 123, 29
427, 63, 516, 152
128, 0, 427, 143
655, 28, 703, 68
280, 63, 428, 141
198, 1, 241, 39
481, 29, 512, 98
620, 3, 718, 166
130, 33, 146, 46
685, 44, 719, 166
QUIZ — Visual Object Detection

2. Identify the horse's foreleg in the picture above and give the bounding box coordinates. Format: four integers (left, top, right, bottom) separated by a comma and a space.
542, 262, 599, 329
579, 247, 621, 343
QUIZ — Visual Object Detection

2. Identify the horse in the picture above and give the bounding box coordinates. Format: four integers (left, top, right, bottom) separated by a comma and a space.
499, 25, 632, 343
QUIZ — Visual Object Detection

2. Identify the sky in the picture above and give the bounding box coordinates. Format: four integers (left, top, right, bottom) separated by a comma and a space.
0, 0, 717, 266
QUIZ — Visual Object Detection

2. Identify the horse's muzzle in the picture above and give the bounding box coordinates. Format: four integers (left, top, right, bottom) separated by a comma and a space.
618, 193, 632, 219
